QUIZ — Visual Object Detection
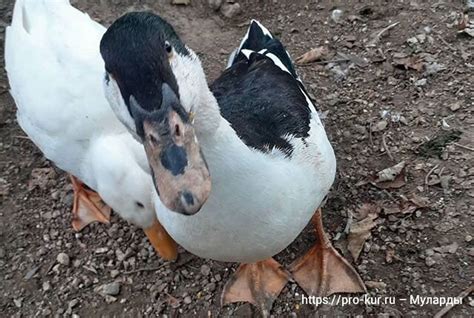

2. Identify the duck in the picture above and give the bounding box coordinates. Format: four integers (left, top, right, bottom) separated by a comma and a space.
5, 0, 178, 261
100, 12, 366, 314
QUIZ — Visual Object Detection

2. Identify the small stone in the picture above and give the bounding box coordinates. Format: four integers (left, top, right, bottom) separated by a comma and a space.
105, 295, 117, 303
365, 281, 387, 289
110, 270, 120, 278
200, 264, 211, 276
42, 281, 52, 291
424, 62, 446, 75
415, 78, 427, 86
220, 2, 241, 18
0, 247, 6, 259
183, 296, 192, 304
100, 282, 121, 296
447, 242, 459, 254
407, 36, 418, 45
205, 282, 216, 292
57, 252, 70, 266
467, 248, 474, 257
373, 120, 388, 132
450, 101, 461, 112
95, 247, 108, 254
13, 298, 22, 308
440, 176, 450, 191
331, 9, 343, 23
68, 299, 79, 308
465, 235, 473, 242
208, 0, 222, 10
425, 257, 436, 267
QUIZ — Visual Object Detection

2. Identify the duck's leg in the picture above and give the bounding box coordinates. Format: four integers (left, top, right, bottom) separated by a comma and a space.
70, 175, 111, 231
289, 208, 366, 296
143, 218, 178, 261
221, 258, 290, 316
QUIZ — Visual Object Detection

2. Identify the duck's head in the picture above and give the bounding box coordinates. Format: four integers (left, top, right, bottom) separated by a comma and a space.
100, 12, 210, 215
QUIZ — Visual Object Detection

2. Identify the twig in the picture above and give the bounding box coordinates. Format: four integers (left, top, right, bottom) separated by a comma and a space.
367, 22, 400, 47
368, 122, 374, 147
437, 35, 456, 51
382, 133, 394, 160
424, 164, 440, 187
123, 263, 169, 275
434, 284, 474, 318
453, 143, 474, 151
343, 210, 353, 234
13, 135, 30, 140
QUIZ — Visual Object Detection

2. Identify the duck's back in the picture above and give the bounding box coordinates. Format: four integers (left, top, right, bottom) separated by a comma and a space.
211, 20, 315, 157
5, 0, 120, 175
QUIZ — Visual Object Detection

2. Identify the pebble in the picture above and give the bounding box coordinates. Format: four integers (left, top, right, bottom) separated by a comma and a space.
183, 296, 192, 304
42, 281, 52, 291
425, 257, 436, 267
205, 282, 216, 292
200, 264, 211, 276
13, 298, 22, 308
467, 248, 474, 257
68, 299, 79, 308
110, 270, 120, 278
57, 252, 70, 266
331, 9, 343, 23
465, 235, 473, 242
208, 0, 222, 10
0, 247, 5, 258
450, 101, 461, 112
220, 2, 241, 18
100, 282, 121, 296
415, 78, 427, 87
105, 295, 117, 304
373, 120, 388, 132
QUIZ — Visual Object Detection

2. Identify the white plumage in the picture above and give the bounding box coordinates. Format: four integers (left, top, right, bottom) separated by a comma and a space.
6, 0, 156, 229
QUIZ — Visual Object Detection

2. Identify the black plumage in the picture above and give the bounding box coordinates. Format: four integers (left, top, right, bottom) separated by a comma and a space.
211, 21, 312, 156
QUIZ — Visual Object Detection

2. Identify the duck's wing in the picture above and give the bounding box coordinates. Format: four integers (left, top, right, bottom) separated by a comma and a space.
5, 0, 118, 172
212, 20, 317, 157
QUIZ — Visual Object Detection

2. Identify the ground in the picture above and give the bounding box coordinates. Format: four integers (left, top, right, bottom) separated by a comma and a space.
0, 0, 473, 317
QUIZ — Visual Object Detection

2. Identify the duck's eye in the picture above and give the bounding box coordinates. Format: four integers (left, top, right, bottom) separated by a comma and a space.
165, 41, 172, 55
135, 201, 144, 208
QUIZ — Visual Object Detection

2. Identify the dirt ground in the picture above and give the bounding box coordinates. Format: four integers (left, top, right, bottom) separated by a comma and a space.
1, 0, 473, 317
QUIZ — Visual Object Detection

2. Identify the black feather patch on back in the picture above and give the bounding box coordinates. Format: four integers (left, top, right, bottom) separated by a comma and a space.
211, 53, 311, 156
231, 21, 298, 80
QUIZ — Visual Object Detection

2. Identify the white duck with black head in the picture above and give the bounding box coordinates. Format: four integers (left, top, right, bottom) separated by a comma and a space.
101, 12, 365, 314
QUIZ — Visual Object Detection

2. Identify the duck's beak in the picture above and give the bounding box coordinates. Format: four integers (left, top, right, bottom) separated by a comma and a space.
142, 84, 211, 215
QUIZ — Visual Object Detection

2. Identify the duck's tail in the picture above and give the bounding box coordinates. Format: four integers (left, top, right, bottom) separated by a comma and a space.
227, 20, 299, 79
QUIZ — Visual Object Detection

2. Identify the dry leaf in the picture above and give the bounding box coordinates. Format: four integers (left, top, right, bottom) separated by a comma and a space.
365, 281, 387, 289
409, 193, 430, 208
354, 203, 381, 221
393, 56, 424, 71
28, 168, 56, 191
347, 213, 378, 261
368, 161, 407, 189
295, 46, 329, 64
383, 194, 429, 215
376, 161, 405, 182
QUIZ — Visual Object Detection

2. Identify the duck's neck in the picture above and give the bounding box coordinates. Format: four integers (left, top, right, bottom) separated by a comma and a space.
172, 51, 243, 154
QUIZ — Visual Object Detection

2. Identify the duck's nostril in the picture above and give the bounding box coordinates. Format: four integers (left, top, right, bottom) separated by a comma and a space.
180, 190, 194, 207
